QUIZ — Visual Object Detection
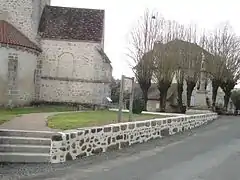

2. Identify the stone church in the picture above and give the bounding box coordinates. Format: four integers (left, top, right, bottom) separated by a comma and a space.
0, 0, 112, 107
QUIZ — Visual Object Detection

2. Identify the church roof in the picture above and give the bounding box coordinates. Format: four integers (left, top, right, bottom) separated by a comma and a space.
39, 5, 104, 42
0, 20, 41, 52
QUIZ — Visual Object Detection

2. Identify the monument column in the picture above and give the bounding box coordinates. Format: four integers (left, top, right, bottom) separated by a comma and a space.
194, 52, 209, 109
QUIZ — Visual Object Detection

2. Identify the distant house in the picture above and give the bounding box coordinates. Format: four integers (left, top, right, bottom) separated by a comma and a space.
147, 83, 181, 112
132, 83, 184, 112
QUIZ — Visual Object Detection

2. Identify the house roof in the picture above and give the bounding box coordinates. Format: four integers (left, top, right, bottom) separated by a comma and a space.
0, 20, 41, 52
39, 5, 104, 42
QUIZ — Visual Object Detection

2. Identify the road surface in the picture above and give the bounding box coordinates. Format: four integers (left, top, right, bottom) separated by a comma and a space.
2, 116, 240, 180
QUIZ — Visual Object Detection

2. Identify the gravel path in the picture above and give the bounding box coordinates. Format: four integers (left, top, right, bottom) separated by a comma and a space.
0, 112, 58, 131
1, 116, 235, 180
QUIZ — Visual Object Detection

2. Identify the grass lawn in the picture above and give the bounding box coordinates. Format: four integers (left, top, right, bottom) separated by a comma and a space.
48, 110, 169, 130
0, 105, 75, 125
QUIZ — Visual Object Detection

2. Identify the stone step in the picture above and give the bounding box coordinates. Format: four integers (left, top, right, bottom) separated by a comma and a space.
0, 152, 50, 163
0, 144, 50, 153
0, 136, 51, 146
0, 129, 57, 138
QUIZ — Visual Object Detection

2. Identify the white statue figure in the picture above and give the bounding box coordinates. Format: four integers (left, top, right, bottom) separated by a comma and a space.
199, 52, 206, 91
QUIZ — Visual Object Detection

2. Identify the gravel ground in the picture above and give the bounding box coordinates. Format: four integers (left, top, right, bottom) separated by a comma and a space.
0, 117, 223, 180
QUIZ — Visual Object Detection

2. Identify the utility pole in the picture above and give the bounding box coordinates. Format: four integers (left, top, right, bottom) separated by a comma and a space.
118, 75, 125, 123
129, 77, 135, 122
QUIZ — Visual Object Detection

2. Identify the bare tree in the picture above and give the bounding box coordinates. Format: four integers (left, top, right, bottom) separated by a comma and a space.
176, 54, 185, 111
181, 25, 205, 108
204, 23, 240, 111
128, 9, 164, 110
153, 20, 184, 112
219, 25, 240, 111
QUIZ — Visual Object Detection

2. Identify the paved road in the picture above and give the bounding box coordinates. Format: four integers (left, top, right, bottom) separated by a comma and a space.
2, 116, 240, 180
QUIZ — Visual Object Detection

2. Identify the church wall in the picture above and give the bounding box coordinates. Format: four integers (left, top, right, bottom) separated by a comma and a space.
0, 48, 9, 105
0, 47, 37, 106
39, 39, 112, 105
40, 80, 110, 105
0, 0, 49, 44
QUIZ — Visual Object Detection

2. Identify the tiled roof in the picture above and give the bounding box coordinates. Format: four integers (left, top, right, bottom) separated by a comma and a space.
39, 5, 104, 42
0, 20, 41, 52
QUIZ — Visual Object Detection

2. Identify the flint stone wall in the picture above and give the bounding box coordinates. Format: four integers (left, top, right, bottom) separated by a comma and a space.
39, 39, 112, 105
50, 113, 218, 163
0, 47, 37, 106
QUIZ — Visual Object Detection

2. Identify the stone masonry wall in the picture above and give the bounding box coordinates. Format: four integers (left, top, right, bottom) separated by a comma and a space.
0, 47, 37, 106
40, 79, 111, 105
0, 0, 39, 43
39, 39, 112, 104
50, 113, 218, 163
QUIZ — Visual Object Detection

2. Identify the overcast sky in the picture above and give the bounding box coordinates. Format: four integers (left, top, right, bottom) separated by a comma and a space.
51, 0, 240, 86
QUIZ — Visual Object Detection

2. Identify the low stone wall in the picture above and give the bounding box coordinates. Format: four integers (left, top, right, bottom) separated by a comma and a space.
50, 113, 218, 163
186, 109, 213, 115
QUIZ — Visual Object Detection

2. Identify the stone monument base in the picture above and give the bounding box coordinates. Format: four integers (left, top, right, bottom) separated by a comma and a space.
194, 90, 209, 110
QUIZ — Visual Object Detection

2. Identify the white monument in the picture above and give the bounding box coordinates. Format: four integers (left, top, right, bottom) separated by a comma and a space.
194, 52, 210, 109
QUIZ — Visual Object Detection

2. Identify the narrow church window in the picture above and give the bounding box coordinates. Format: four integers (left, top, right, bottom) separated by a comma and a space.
8, 53, 18, 96
34, 69, 37, 84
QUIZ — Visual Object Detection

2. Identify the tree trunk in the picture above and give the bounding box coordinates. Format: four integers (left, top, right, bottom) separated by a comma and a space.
177, 82, 183, 112
211, 79, 220, 111
224, 93, 231, 111
142, 89, 149, 111
186, 81, 196, 108
159, 91, 166, 112
220, 80, 235, 112
158, 81, 171, 112
139, 81, 151, 111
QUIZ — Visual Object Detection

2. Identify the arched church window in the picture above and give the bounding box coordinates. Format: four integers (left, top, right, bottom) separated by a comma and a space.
57, 52, 74, 78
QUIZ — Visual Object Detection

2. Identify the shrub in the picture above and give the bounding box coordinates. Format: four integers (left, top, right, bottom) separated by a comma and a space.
215, 106, 226, 115
180, 105, 187, 114
126, 98, 145, 114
